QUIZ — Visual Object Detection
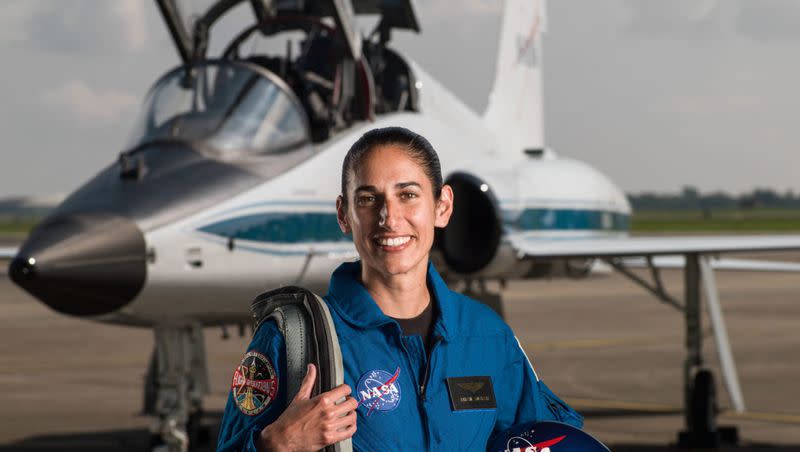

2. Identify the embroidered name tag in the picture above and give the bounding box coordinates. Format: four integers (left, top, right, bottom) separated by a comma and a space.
446, 376, 496, 411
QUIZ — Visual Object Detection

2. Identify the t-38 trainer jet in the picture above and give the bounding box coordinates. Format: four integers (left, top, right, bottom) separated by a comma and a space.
5, 0, 800, 449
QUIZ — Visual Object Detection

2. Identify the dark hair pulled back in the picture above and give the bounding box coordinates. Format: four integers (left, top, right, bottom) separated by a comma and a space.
340, 127, 443, 206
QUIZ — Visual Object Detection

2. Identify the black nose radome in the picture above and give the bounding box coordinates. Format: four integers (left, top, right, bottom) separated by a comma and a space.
9, 213, 146, 317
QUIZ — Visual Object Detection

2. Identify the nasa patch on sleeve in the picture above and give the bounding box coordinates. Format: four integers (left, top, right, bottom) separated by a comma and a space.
231, 351, 278, 416
446, 376, 497, 411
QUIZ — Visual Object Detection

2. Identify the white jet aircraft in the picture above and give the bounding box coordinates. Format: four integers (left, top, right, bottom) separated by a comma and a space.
4, 0, 800, 449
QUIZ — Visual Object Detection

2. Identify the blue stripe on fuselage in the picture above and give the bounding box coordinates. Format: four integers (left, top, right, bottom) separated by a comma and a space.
198, 212, 351, 244
195, 207, 630, 244
508, 208, 630, 232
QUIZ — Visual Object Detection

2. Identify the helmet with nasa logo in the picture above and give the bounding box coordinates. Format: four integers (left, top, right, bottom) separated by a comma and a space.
487, 421, 610, 452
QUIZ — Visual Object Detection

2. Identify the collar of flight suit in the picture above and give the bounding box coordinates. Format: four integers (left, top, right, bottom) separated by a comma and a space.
325, 260, 454, 342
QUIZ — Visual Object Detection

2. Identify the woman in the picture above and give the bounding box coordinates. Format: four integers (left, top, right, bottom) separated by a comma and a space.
217, 127, 582, 452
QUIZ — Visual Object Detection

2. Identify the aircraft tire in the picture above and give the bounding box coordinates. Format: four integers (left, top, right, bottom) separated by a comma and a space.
690, 369, 717, 433
187, 409, 211, 447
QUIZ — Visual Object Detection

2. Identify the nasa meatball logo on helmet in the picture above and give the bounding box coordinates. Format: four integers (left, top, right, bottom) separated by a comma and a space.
487, 420, 610, 452
502, 434, 565, 452
356, 367, 402, 415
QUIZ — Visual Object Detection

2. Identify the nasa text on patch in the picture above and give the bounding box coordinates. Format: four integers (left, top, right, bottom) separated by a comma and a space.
356, 367, 402, 415
446, 376, 496, 411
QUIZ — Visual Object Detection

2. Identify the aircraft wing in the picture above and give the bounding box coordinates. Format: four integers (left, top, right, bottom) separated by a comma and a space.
618, 255, 800, 272
509, 234, 800, 260
0, 246, 18, 260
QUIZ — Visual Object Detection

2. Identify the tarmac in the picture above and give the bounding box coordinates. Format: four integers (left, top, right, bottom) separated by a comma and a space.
0, 242, 798, 451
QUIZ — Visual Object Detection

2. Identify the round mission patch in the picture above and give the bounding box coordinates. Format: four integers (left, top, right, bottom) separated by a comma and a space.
356, 367, 402, 415
231, 350, 278, 416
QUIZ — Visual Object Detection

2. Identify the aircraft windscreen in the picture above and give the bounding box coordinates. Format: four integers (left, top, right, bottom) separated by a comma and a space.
126, 61, 309, 156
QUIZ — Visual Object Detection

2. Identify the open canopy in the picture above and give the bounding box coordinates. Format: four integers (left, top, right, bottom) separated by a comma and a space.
155, 0, 419, 64
126, 60, 310, 156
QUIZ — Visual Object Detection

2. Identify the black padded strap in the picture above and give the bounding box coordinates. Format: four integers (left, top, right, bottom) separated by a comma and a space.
250, 286, 351, 452
252, 287, 316, 401
265, 303, 310, 402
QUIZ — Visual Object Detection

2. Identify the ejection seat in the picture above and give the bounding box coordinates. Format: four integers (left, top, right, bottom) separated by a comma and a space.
363, 42, 417, 114
294, 32, 347, 142
226, 11, 375, 143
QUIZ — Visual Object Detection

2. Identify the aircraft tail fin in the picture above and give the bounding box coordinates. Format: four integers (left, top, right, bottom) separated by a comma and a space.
483, 0, 547, 155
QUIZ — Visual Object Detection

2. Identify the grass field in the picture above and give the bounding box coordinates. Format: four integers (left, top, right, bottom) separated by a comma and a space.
0, 218, 39, 236
2, 209, 800, 238
631, 208, 800, 232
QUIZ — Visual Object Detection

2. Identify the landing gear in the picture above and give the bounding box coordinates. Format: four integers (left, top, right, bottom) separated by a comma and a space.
609, 254, 743, 448
691, 369, 717, 434
144, 324, 211, 452
677, 255, 738, 449
462, 278, 505, 319
678, 369, 738, 448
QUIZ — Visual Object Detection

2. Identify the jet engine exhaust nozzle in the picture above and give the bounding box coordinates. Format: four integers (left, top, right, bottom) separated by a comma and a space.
436, 172, 502, 275
8, 213, 147, 317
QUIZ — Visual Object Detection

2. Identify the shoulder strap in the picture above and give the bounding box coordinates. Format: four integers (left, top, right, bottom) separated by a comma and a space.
252, 288, 312, 400
250, 286, 351, 452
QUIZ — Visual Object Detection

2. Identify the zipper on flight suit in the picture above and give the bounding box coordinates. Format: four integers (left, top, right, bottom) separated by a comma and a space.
419, 335, 443, 401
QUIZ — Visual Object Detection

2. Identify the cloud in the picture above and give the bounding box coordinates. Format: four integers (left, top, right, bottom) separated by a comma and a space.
40, 80, 138, 124
736, 0, 800, 40
619, 0, 732, 37
619, 0, 800, 40
0, 0, 43, 43
667, 94, 762, 117
0, 0, 149, 53
424, 0, 502, 21
113, 0, 148, 52
456, 0, 503, 15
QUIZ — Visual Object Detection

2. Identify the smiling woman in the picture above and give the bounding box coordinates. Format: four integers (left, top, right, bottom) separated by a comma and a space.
334, 127, 452, 316
216, 127, 583, 452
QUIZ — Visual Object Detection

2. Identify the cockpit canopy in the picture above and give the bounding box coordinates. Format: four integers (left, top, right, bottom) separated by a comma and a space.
156, 0, 419, 64
139, 0, 421, 151
126, 61, 310, 157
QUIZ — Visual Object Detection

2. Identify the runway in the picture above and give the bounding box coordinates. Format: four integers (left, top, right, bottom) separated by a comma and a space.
1, 251, 799, 451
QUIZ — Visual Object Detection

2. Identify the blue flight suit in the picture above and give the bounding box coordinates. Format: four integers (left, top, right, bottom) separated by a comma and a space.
217, 260, 583, 451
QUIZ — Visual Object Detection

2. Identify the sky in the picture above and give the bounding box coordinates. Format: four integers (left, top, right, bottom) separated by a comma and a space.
1, 0, 799, 199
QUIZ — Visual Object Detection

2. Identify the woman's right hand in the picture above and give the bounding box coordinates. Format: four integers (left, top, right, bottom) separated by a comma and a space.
257, 363, 358, 452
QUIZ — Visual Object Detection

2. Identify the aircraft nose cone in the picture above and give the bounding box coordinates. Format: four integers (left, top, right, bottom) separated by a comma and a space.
9, 213, 147, 317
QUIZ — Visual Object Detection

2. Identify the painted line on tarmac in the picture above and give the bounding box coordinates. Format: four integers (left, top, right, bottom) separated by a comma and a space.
523, 334, 678, 351
566, 397, 677, 413
0, 356, 147, 374
722, 410, 800, 425
566, 397, 800, 425
522, 326, 792, 352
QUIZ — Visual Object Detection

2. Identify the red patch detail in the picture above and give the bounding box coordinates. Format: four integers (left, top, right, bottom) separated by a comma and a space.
231, 351, 278, 416
534, 435, 567, 449
366, 367, 400, 416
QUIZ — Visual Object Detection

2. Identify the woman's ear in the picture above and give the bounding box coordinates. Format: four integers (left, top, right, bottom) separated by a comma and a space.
434, 184, 454, 228
336, 195, 351, 234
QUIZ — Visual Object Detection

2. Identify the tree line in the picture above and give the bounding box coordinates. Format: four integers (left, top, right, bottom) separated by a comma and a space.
628, 186, 800, 211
